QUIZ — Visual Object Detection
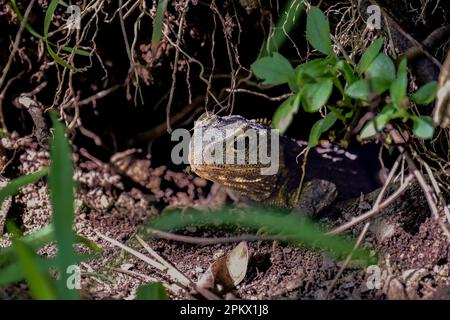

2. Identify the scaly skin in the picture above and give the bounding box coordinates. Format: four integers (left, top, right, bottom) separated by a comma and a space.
188, 113, 337, 215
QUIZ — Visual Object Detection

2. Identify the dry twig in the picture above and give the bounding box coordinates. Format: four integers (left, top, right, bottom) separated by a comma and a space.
96, 231, 220, 299
146, 228, 283, 245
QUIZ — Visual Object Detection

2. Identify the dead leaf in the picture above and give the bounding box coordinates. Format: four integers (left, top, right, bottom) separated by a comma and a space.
384, 278, 408, 300
197, 241, 249, 294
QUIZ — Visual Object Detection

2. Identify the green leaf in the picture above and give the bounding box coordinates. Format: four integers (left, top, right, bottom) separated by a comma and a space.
48, 113, 78, 300
259, 1, 305, 57
357, 37, 384, 74
370, 77, 392, 95
152, 0, 169, 49
251, 52, 296, 86
297, 59, 328, 78
302, 79, 333, 112
272, 93, 301, 135
366, 53, 396, 83
0, 168, 48, 205
346, 79, 370, 100
344, 110, 354, 119
12, 239, 57, 300
296, 58, 334, 86
381, 103, 397, 116
336, 60, 357, 85
411, 81, 438, 106
412, 116, 435, 139
327, 106, 346, 122
136, 283, 169, 300
360, 114, 391, 139
308, 112, 338, 147
390, 59, 408, 107
306, 7, 333, 56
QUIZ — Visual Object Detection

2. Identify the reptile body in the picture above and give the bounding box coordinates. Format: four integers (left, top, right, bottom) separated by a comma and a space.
188, 113, 341, 215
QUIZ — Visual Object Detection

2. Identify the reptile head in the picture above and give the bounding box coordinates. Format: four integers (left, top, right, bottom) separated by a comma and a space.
188, 113, 280, 200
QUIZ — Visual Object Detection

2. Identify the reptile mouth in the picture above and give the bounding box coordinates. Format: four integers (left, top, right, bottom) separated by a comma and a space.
190, 162, 275, 196
190, 162, 266, 177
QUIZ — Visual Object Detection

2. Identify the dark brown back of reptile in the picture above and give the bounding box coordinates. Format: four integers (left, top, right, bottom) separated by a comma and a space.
282, 136, 381, 202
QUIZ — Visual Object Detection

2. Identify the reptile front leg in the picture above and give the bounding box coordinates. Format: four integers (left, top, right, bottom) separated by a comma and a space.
291, 179, 338, 217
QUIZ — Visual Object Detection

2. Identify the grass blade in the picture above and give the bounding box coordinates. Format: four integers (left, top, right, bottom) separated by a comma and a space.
151, 0, 169, 49
150, 207, 376, 264
0, 224, 53, 268
0, 253, 92, 286
0, 167, 48, 205
44, 0, 78, 70
259, 0, 305, 57
48, 112, 78, 299
0, 224, 98, 267
136, 283, 169, 300
12, 238, 57, 299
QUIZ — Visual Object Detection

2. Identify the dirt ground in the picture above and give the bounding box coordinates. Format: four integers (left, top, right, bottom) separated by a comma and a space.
0, 0, 449, 300
1, 135, 449, 300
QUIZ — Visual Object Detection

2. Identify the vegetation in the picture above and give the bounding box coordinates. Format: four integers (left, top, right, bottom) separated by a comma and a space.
252, 6, 438, 147
0, 114, 101, 299
0, 0, 448, 301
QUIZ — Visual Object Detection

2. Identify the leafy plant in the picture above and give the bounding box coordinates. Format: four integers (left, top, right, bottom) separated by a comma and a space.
0, 113, 99, 299
251, 6, 438, 146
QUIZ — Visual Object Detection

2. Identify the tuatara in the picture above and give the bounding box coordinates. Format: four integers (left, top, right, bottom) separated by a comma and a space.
188, 113, 341, 216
